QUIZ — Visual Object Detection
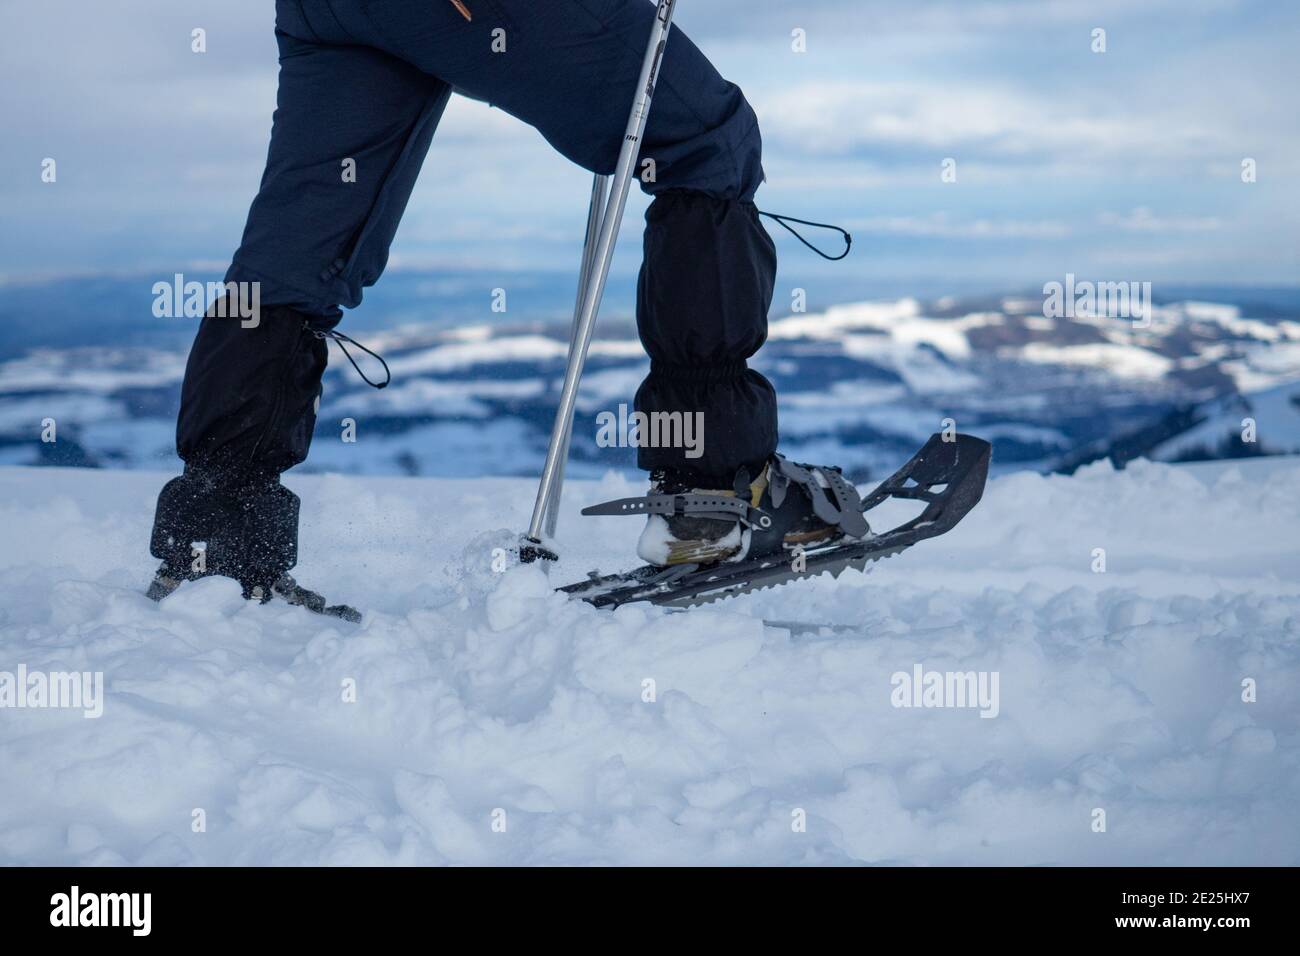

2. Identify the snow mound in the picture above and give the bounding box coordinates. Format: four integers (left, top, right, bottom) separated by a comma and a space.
1, 458, 1298, 865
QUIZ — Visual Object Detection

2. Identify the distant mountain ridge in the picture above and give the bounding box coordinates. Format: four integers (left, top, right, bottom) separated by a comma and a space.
2, 282, 1298, 481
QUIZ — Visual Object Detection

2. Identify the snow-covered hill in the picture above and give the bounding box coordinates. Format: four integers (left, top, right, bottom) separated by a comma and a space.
1152, 380, 1300, 461
2, 457, 1298, 865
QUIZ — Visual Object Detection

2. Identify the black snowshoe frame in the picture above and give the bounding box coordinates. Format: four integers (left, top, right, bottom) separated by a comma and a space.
559, 433, 991, 610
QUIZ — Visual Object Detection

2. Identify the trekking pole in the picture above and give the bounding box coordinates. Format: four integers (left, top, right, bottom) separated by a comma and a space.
523, 0, 679, 560
541, 172, 608, 540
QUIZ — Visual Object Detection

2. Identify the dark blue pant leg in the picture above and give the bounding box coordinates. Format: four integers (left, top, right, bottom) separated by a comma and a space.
348, 0, 778, 483
180, 3, 451, 477
225, 5, 452, 315
154, 3, 452, 587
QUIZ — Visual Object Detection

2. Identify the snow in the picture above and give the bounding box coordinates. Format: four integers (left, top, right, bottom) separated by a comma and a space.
1, 457, 1298, 865
323, 377, 547, 418
383, 334, 642, 376
0, 348, 187, 393
768, 298, 994, 360
1222, 343, 1300, 393
839, 336, 983, 393
768, 298, 924, 341
1018, 341, 1176, 380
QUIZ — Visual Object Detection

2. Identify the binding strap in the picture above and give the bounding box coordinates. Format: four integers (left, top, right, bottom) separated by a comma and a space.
583, 457, 869, 539
583, 492, 772, 530
769, 455, 870, 538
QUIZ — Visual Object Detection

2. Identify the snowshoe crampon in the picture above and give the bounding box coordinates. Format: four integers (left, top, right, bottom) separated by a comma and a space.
560, 433, 991, 609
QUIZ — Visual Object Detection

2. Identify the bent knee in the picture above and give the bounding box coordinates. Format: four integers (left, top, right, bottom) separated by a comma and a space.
641, 81, 766, 202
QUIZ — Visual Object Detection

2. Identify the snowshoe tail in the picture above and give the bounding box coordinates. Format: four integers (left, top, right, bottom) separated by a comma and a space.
270, 574, 363, 624
146, 565, 363, 624
560, 433, 990, 610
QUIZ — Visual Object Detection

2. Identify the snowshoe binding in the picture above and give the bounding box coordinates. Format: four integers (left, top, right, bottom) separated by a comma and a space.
630, 456, 871, 568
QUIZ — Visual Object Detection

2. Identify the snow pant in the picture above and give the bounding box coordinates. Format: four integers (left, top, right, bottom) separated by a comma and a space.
153, 0, 776, 586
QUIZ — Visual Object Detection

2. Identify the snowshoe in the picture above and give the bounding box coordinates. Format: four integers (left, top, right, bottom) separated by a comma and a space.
630, 456, 870, 567
562, 432, 991, 609
265, 573, 362, 623
146, 468, 361, 623
146, 561, 362, 623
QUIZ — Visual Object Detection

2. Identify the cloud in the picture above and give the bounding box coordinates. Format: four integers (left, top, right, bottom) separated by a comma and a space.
846, 213, 1071, 240
0, 0, 1294, 284
757, 81, 1221, 169
686, 0, 1251, 38
1098, 208, 1222, 233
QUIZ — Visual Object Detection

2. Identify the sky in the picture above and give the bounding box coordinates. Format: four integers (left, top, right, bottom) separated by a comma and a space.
1, 0, 1297, 298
